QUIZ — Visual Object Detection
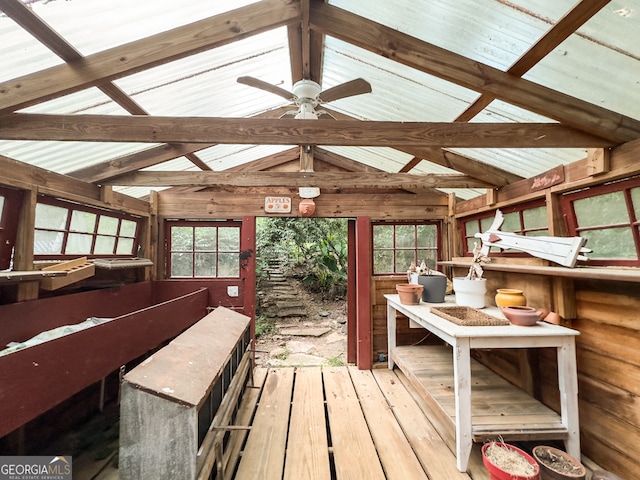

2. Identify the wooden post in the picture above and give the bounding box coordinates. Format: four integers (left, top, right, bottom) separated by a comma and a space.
355, 216, 372, 370
546, 191, 577, 321
14, 188, 38, 302
347, 219, 357, 364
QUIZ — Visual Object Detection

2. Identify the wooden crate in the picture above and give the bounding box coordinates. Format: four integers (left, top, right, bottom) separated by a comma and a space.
40, 257, 95, 291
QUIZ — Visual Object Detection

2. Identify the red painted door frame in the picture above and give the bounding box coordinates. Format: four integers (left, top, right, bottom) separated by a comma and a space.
354, 216, 372, 369
241, 216, 257, 338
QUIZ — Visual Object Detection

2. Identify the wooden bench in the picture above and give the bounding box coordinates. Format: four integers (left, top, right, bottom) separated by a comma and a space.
119, 306, 252, 480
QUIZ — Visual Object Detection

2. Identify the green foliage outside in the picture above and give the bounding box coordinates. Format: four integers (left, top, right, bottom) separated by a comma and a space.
256, 217, 348, 299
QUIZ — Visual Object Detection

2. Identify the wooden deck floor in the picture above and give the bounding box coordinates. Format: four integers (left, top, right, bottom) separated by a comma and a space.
231, 366, 489, 480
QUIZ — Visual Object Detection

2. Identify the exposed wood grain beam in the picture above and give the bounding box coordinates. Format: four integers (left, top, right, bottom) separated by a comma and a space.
0, 114, 611, 147
68, 107, 292, 182
231, 147, 301, 171
456, 0, 611, 121
396, 146, 523, 186
310, 2, 640, 143
323, 107, 522, 185
0, 0, 217, 171
398, 156, 423, 173
103, 171, 492, 190
0, 0, 301, 114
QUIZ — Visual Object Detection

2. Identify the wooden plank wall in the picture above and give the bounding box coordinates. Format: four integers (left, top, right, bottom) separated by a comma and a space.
371, 276, 443, 361
536, 279, 640, 479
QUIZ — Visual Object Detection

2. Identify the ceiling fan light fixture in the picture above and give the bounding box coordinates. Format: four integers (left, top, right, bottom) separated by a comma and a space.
292, 79, 322, 101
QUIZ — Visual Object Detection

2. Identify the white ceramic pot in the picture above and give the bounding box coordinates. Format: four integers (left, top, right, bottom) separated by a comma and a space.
453, 277, 487, 308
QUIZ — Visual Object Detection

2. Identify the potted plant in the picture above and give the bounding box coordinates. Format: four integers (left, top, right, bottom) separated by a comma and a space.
482, 441, 540, 480
532, 445, 586, 480
407, 260, 447, 303
453, 241, 490, 308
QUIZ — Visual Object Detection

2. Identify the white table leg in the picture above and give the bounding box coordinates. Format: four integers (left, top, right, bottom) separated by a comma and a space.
558, 338, 581, 459
387, 303, 396, 369
453, 339, 473, 472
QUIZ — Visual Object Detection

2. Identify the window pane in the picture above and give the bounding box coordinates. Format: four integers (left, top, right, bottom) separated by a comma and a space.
581, 227, 636, 259
116, 237, 134, 255
218, 227, 239, 251
97, 216, 119, 235
0, 196, 4, 220
526, 229, 549, 237
120, 219, 137, 237
195, 227, 216, 251
395, 225, 415, 248
34, 230, 64, 254
417, 250, 437, 269
373, 225, 393, 248
171, 226, 193, 250
632, 187, 640, 220
35, 204, 68, 230
95, 235, 116, 254
373, 250, 394, 274
417, 225, 436, 248
574, 192, 628, 227
523, 207, 547, 230
395, 249, 415, 273
502, 212, 520, 233
70, 210, 97, 233
480, 217, 495, 232
171, 253, 192, 277
195, 252, 217, 277
66, 233, 93, 254
218, 253, 240, 277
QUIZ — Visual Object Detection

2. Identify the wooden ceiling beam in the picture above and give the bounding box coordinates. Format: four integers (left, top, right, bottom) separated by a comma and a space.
395, 146, 523, 186
102, 170, 493, 190
0, 0, 301, 114
0, 114, 611, 147
310, 2, 640, 143
456, 0, 611, 122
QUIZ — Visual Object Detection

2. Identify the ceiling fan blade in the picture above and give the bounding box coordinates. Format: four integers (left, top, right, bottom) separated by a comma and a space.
237, 76, 294, 101
319, 78, 372, 103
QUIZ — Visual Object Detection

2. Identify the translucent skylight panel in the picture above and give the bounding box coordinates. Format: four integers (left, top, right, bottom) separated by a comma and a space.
31, 0, 261, 56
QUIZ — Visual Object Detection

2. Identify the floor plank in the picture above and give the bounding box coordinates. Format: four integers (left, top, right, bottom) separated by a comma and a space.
372, 368, 471, 480
223, 367, 268, 480
235, 368, 294, 480
283, 367, 331, 480
348, 367, 429, 480
323, 367, 386, 480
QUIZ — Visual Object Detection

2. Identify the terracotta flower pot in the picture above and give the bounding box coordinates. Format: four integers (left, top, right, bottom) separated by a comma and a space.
501, 306, 546, 326
482, 442, 540, 480
532, 446, 586, 480
396, 283, 423, 305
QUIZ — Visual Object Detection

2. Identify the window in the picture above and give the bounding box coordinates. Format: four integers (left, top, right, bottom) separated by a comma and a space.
461, 202, 548, 254
167, 222, 241, 278
561, 177, 640, 266
34, 198, 140, 259
373, 222, 440, 275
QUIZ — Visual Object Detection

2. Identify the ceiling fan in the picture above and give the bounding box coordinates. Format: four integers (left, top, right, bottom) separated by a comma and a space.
237, 76, 372, 119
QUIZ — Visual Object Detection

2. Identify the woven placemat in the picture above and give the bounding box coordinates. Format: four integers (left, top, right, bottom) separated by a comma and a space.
430, 306, 509, 326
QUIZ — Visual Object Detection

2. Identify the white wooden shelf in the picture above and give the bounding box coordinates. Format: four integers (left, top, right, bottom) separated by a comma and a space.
439, 260, 640, 283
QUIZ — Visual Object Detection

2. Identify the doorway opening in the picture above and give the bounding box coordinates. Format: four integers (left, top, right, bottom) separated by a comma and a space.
253, 217, 350, 368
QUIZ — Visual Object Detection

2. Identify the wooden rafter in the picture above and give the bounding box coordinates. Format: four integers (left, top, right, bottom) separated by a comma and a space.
456, 0, 612, 122
0, 114, 612, 148
0, 0, 301, 114
68, 107, 293, 183
0, 0, 212, 171
102, 171, 493, 190
310, 2, 640, 143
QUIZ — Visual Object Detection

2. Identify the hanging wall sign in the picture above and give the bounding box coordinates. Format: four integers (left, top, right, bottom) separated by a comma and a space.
264, 196, 292, 213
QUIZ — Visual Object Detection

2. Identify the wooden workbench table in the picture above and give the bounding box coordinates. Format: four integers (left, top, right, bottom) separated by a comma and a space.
385, 294, 580, 472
